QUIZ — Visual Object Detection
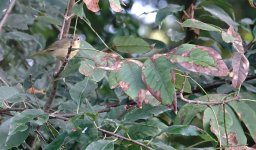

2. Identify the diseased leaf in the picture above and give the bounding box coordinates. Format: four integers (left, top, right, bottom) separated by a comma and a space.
203, 105, 246, 146
113, 36, 151, 54
109, 0, 123, 12
142, 56, 175, 105
116, 61, 146, 101
175, 73, 191, 93
181, 19, 222, 32
230, 101, 256, 143
170, 44, 229, 77
231, 52, 249, 88
79, 59, 106, 82
83, 0, 100, 12
155, 4, 184, 25
226, 26, 244, 53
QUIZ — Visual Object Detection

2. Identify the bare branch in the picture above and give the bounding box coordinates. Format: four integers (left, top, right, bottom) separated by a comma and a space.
0, 0, 17, 32
43, 0, 76, 113
98, 128, 154, 150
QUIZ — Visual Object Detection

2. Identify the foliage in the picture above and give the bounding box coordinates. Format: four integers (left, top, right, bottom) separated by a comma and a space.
0, 0, 256, 149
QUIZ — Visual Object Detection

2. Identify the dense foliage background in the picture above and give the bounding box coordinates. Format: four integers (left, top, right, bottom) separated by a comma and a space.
0, 0, 256, 149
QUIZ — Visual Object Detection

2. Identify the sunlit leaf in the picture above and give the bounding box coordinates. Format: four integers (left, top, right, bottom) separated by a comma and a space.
109, 0, 123, 12
142, 56, 175, 105
248, 0, 256, 8
203, 5, 238, 27
181, 19, 222, 32
113, 36, 151, 54
170, 44, 229, 76
231, 52, 249, 88
83, 0, 100, 12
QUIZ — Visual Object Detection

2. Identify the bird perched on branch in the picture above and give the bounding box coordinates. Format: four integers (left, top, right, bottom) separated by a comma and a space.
32, 35, 81, 60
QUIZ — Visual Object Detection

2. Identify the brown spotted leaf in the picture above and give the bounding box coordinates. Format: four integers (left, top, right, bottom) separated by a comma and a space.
116, 61, 146, 102
83, 0, 100, 12
170, 44, 229, 77
231, 52, 249, 88
109, 0, 123, 12
142, 56, 175, 105
226, 26, 244, 53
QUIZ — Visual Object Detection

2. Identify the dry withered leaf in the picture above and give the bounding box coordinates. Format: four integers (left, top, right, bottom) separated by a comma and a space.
232, 52, 249, 88
227, 26, 244, 53
83, 0, 100, 12
27, 87, 45, 95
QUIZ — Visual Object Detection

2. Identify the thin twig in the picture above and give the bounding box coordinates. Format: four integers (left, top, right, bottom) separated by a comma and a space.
0, 0, 17, 32
43, 0, 75, 112
0, 108, 25, 112
179, 92, 239, 105
98, 128, 154, 150
59, 0, 76, 40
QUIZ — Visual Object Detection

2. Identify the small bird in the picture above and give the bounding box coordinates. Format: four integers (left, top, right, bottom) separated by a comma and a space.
32, 35, 81, 60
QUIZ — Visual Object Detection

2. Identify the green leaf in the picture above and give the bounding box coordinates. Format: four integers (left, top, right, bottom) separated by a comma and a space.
86, 140, 114, 150
6, 128, 30, 149
73, 3, 85, 18
155, 4, 184, 25
60, 58, 81, 77
123, 104, 169, 122
5, 14, 34, 30
36, 16, 61, 26
151, 141, 176, 150
182, 19, 222, 32
116, 61, 146, 100
128, 118, 168, 139
221, 31, 235, 43
0, 119, 11, 148
9, 109, 49, 136
175, 73, 191, 93
0, 86, 20, 102
203, 5, 238, 27
108, 71, 118, 89
174, 104, 207, 125
69, 78, 97, 112
229, 101, 256, 143
79, 59, 106, 82
113, 36, 151, 54
142, 56, 175, 105
159, 125, 217, 144
44, 132, 68, 150
105, 105, 126, 119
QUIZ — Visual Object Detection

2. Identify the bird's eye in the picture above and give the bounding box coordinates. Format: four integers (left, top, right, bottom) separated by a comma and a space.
77, 37, 80, 41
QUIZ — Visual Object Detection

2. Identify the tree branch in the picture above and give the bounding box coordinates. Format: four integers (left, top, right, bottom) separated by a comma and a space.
98, 128, 154, 150
0, 0, 16, 32
43, 0, 76, 113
